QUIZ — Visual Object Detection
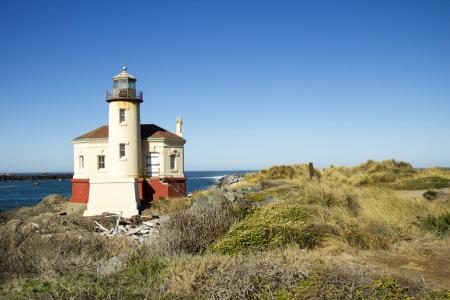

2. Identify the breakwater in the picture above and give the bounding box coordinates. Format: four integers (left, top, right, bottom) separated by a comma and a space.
0, 173, 73, 182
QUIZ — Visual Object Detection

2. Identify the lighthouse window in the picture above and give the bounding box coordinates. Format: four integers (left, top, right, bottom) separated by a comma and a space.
79, 155, 84, 169
119, 144, 126, 158
118, 79, 128, 89
170, 155, 176, 170
98, 155, 105, 169
119, 109, 126, 123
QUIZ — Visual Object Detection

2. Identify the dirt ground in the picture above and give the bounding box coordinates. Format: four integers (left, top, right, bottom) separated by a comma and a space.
362, 239, 450, 287
396, 187, 450, 198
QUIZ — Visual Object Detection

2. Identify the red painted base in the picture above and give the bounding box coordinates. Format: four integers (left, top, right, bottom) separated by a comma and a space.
70, 178, 90, 204
70, 177, 186, 205
138, 177, 187, 205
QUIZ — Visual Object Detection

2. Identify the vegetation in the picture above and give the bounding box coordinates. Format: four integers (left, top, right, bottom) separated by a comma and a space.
2, 160, 450, 299
421, 212, 450, 238
7, 250, 446, 300
212, 204, 316, 254
246, 159, 450, 190
424, 190, 439, 201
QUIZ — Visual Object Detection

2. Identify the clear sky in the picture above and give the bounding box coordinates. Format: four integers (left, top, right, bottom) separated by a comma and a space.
0, 0, 449, 172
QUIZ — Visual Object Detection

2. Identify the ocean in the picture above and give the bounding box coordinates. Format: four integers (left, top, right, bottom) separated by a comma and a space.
0, 171, 251, 211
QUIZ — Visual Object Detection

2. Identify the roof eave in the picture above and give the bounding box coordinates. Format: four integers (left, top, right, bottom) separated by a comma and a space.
72, 137, 108, 144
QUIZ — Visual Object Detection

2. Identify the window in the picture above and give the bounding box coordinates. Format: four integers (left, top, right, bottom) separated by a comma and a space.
119, 144, 126, 158
79, 155, 84, 169
98, 155, 105, 169
118, 79, 128, 89
170, 155, 176, 170
119, 109, 126, 123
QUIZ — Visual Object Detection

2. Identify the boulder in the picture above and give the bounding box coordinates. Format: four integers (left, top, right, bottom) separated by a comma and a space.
217, 174, 243, 188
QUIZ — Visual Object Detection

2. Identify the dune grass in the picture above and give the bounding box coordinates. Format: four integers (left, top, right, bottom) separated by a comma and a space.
212, 178, 450, 254
247, 159, 450, 190
3, 160, 450, 299
8, 247, 448, 300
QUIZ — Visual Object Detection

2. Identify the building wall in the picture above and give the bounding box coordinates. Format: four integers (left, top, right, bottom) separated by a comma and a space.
108, 101, 142, 177
73, 139, 108, 179
138, 178, 186, 204
74, 137, 185, 179
141, 138, 185, 178
72, 136, 186, 204
71, 178, 90, 203
72, 177, 186, 204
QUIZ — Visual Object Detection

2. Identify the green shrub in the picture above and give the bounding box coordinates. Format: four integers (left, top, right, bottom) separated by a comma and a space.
423, 190, 438, 201
9, 258, 166, 300
265, 272, 431, 300
390, 176, 450, 190
212, 204, 325, 254
421, 212, 450, 237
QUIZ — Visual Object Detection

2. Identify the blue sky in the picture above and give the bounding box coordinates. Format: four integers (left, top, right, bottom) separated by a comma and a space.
0, 0, 449, 172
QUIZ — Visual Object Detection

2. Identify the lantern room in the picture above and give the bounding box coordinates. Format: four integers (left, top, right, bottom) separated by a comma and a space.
106, 66, 143, 102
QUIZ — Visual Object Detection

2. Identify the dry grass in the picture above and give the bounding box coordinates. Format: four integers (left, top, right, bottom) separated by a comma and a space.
7, 247, 446, 300
323, 159, 450, 189
245, 164, 321, 183
147, 202, 248, 255
248, 159, 450, 190
0, 195, 138, 283
3, 162, 450, 299
145, 196, 193, 215
212, 178, 450, 253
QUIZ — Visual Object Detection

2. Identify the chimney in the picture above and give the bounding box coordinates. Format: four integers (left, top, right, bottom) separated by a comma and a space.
176, 116, 183, 137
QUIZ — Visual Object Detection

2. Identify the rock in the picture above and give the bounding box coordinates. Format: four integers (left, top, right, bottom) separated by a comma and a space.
217, 174, 243, 188
141, 224, 152, 230
125, 227, 141, 235
31, 222, 40, 228
142, 221, 156, 227
98, 256, 125, 276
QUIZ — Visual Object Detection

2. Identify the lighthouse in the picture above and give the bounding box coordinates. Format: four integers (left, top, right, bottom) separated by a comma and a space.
107, 66, 142, 177
71, 67, 187, 217
84, 67, 144, 217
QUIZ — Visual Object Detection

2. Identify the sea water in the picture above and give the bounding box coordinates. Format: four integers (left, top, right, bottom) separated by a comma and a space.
0, 171, 251, 211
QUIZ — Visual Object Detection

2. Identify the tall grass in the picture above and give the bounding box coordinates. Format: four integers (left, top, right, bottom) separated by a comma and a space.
212, 178, 450, 253
247, 159, 450, 190
8, 248, 443, 300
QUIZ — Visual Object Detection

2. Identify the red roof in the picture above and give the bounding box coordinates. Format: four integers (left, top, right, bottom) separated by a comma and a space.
74, 124, 184, 141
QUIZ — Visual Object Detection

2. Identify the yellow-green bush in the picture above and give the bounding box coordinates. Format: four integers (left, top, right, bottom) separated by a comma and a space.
212, 204, 316, 254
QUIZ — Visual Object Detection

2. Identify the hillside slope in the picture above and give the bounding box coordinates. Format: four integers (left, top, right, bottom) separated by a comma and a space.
1, 160, 450, 299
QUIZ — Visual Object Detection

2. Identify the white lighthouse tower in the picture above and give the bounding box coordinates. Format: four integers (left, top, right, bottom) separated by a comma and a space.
84, 66, 143, 217
107, 66, 142, 177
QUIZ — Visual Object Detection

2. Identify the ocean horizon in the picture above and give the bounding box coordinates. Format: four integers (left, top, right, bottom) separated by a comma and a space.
0, 170, 254, 211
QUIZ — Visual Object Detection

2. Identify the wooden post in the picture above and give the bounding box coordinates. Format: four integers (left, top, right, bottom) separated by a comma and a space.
309, 162, 314, 180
